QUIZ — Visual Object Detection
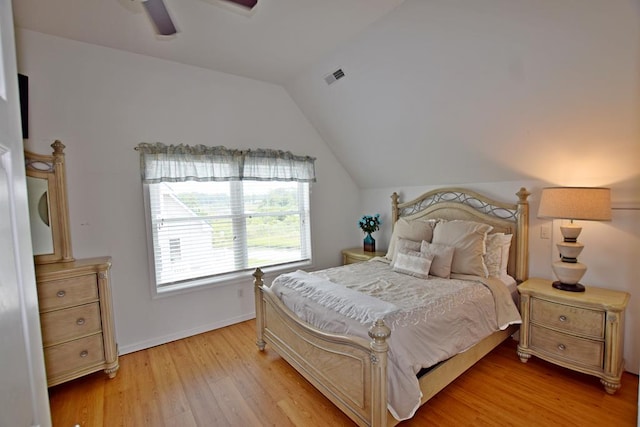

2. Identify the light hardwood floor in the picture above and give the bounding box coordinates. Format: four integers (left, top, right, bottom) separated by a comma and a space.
49, 319, 638, 426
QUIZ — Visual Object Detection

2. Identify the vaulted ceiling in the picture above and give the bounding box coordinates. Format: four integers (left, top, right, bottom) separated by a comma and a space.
13, 0, 404, 85
13, 0, 639, 192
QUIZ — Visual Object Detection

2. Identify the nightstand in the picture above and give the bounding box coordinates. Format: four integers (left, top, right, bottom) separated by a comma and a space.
341, 248, 386, 265
517, 278, 629, 394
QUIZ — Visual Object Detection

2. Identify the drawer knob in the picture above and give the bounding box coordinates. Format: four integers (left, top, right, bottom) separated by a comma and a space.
56, 290, 66, 298
557, 344, 566, 351
76, 318, 86, 326
559, 315, 567, 322
80, 350, 89, 358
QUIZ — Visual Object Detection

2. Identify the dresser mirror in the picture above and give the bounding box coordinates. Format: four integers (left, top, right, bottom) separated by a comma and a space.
24, 140, 74, 264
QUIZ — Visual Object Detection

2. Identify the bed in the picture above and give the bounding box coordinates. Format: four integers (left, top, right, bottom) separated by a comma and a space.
253, 187, 530, 426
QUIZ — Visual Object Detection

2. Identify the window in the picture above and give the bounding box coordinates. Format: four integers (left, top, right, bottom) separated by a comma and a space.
168, 238, 181, 263
138, 143, 315, 293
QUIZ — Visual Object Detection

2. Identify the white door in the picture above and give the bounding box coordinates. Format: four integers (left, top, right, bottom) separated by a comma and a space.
0, 0, 52, 426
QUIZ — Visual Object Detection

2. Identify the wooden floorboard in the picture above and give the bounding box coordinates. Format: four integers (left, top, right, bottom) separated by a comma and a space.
48, 320, 638, 426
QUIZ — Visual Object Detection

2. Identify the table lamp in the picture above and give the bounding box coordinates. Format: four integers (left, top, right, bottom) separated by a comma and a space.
538, 187, 611, 292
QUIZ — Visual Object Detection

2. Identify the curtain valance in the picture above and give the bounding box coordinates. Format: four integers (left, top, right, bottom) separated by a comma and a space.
137, 143, 316, 184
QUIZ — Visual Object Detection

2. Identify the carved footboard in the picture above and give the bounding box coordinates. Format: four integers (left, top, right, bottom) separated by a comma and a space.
253, 268, 391, 427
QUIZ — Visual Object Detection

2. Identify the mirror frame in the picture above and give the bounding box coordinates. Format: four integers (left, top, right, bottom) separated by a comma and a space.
25, 140, 74, 264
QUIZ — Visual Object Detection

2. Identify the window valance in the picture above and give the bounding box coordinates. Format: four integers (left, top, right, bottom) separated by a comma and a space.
136, 143, 316, 184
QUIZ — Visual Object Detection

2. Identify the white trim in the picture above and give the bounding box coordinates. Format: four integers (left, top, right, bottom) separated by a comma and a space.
151, 258, 312, 299
117, 312, 256, 355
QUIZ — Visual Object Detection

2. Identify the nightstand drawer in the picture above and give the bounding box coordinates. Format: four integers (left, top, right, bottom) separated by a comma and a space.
37, 274, 98, 311
44, 334, 105, 379
530, 324, 604, 369
530, 298, 604, 339
344, 254, 366, 265
341, 248, 386, 265
40, 303, 102, 346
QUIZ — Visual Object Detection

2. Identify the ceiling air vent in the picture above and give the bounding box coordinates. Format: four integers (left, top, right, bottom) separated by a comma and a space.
324, 68, 345, 85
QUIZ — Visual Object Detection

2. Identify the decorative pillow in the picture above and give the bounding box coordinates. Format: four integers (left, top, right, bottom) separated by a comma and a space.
431, 220, 493, 277
420, 241, 455, 279
385, 218, 436, 262
392, 250, 434, 279
499, 234, 513, 275
390, 238, 422, 267
484, 233, 513, 278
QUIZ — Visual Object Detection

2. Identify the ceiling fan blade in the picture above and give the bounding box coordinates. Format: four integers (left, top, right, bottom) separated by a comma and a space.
225, 0, 258, 9
142, 0, 177, 35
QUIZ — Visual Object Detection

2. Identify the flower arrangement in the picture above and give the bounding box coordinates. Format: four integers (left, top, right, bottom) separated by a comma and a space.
358, 214, 381, 234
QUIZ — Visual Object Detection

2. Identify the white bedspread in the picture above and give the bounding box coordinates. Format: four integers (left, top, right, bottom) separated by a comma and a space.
270, 258, 521, 421
270, 270, 399, 324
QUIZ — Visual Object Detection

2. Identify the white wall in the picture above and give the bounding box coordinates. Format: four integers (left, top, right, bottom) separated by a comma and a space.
17, 29, 360, 354
287, 0, 639, 191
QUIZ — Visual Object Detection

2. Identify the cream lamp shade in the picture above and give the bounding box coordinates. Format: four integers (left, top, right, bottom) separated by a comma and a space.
538, 187, 611, 292
538, 187, 612, 222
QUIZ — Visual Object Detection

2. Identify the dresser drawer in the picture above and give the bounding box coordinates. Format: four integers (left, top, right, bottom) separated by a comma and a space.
530, 324, 604, 369
44, 334, 105, 379
530, 298, 605, 339
37, 274, 98, 311
40, 303, 102, 346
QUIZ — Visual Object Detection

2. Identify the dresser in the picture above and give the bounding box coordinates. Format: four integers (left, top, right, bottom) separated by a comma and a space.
341, 247, 386, 265
517, 278, 629, 394
35, 257, 119, 386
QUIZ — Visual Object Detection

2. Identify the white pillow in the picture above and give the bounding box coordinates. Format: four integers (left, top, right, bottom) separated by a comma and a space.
420, 241, 455, 279
390, 238, 422, 268
392, 250, 434, 279
484, 233, 513, 278
499, 235, 513, 276
386, 218, 436, 262
431, 220, 493, 277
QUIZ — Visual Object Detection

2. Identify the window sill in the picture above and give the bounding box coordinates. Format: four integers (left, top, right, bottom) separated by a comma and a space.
151, 259, 313, 299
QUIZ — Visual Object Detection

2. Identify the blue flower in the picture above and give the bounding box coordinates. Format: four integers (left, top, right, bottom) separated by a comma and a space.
358, 214, 381, 234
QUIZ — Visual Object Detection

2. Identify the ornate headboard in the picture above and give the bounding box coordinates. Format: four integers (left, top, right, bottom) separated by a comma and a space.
391, 187, 530, 282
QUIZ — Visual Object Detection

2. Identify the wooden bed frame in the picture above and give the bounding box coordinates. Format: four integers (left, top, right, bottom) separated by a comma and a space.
253, 187, 530, 427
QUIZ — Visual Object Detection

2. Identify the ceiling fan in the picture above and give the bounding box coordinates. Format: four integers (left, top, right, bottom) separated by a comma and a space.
141, 0, 258, 36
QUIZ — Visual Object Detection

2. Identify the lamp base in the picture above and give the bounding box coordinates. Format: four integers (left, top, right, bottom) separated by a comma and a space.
552, 281, 585, 292
551, 260, 587, 288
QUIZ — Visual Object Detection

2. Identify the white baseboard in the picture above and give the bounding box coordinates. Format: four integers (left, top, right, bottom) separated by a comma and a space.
117, 312, 256, 355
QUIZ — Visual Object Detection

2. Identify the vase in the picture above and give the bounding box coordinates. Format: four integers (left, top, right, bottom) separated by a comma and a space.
363, 232, 375, 252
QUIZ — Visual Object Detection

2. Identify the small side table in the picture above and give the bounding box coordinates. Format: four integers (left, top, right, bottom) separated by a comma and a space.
341, 248, 386, 265
517, 278, 629, 394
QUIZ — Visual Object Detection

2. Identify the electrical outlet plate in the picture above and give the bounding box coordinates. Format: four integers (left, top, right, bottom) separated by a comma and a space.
540, 225, 551, 239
